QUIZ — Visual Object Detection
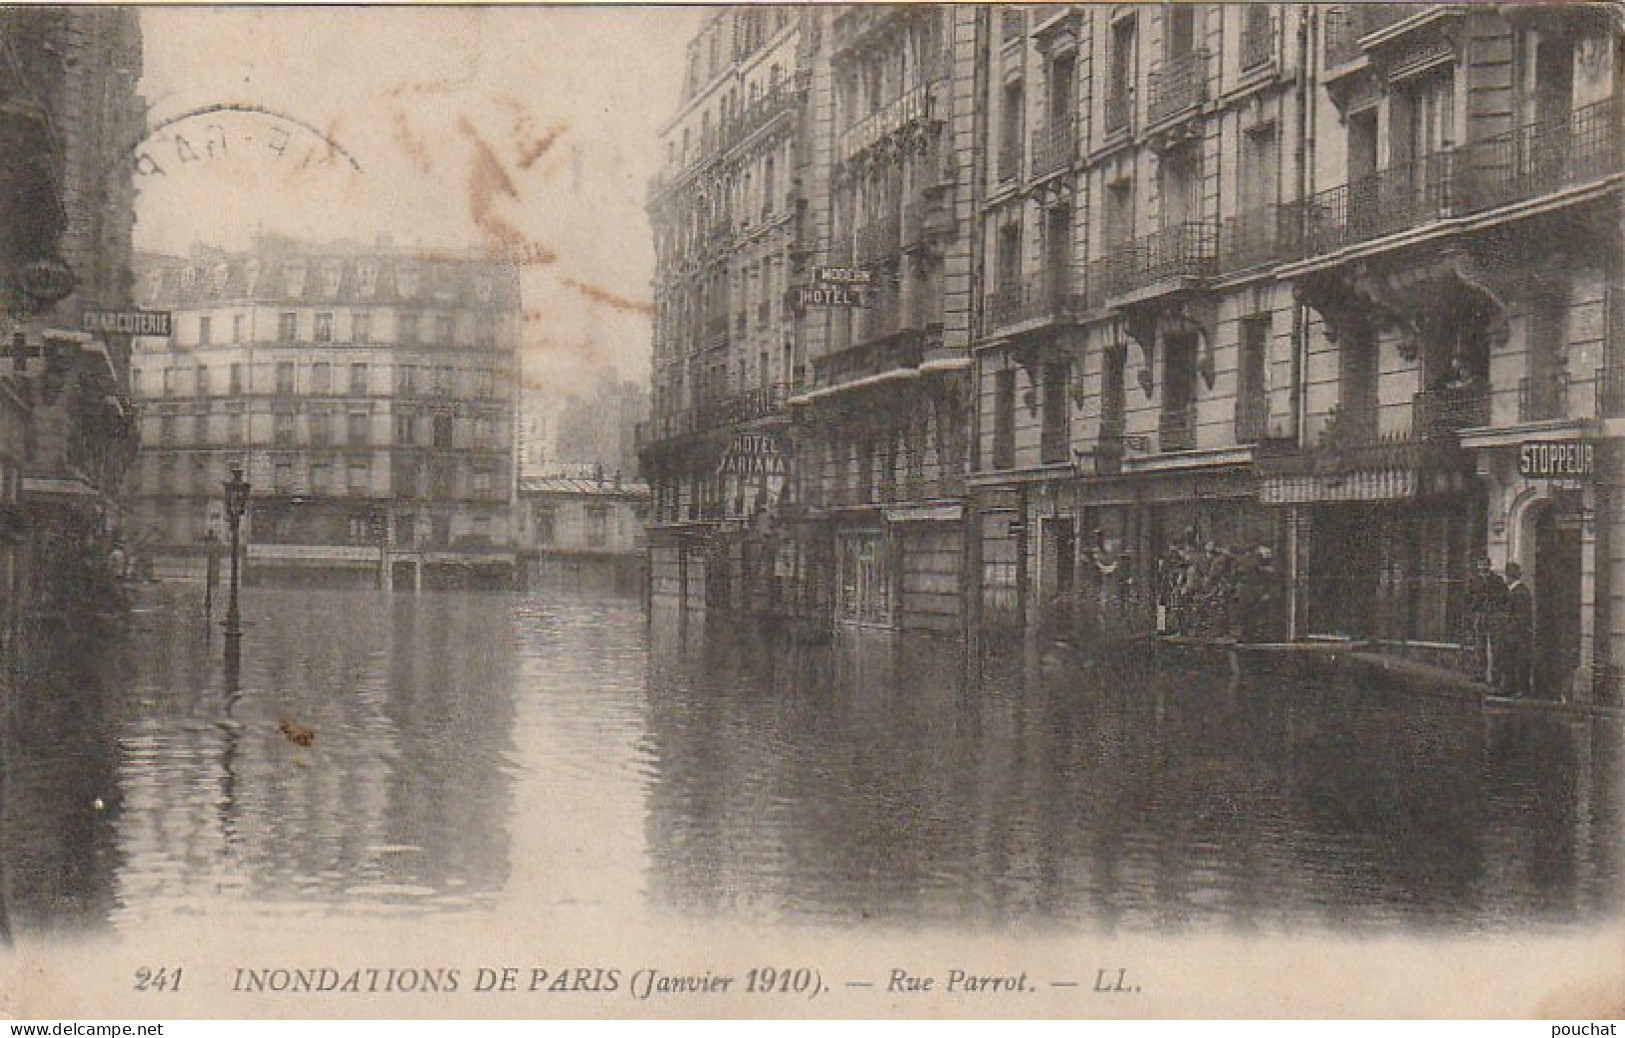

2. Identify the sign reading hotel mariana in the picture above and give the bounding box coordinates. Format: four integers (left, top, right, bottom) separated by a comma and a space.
718, 432, 786, 477
1518, 439, 1596, 481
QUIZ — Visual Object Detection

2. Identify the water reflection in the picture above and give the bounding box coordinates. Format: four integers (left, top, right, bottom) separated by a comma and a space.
0, 589, 1617, 938
643, 615, 1621, 933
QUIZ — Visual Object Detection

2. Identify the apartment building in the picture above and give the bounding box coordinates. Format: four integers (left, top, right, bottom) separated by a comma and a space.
129, 240, 523, 589
643, 4, 1623, 699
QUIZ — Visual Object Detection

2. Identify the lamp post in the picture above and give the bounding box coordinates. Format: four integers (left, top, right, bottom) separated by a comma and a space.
222, 464, 251, 642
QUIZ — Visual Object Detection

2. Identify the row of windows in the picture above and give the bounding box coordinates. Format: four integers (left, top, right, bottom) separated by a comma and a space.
137, 362, 502, 400
177, 310, 498, 349
148, 411, 506, 449
140, 457, 502, 498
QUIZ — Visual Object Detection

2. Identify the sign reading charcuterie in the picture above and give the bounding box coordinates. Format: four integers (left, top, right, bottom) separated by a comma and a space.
1518, 439, 1595, 480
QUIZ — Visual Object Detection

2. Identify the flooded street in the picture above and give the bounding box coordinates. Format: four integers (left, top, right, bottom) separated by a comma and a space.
1, 588, 1618, 940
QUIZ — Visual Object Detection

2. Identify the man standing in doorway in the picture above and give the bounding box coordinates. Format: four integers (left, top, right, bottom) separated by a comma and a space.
1499, 561, 1534, 698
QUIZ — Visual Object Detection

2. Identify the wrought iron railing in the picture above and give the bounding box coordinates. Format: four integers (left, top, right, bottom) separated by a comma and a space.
1148, 49, 1208, 125
1293, 99, 1622, 259
1160, 402, 1197, 452
984, 268, 1085, 333
855, 213, 901, 265
1031, 116, 1077, 179
1598, 362, 1625, 418
1296, 151, 1456, 256
1518, 371, 1570, 423
1220, 205, 1294, 272
1323, 3, 1414, 68
1414, 384, 1490, 439
1109, 221, 1218, 295
998, 140, 1022, 183
1104, 87, 1132, 135
1239, 10, 1276, 72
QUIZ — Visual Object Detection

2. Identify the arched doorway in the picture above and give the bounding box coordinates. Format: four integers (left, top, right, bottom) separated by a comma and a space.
1528, 494, 1583, 699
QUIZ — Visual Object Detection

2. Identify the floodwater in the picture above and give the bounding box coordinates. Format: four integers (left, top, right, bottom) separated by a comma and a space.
0, 587, 1618, 939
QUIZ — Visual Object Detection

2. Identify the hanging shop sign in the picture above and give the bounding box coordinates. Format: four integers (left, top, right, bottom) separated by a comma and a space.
794, 284, 868, 308
815, 266, 874, 287
12, 256, 77, 306
1518, 439, 1595, 482
82, 309, 173, 337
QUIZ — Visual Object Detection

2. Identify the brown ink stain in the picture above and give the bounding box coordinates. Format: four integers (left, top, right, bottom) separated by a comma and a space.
278, 718, 316, 748
561, 277, 654, 317
498, 96, 570, 171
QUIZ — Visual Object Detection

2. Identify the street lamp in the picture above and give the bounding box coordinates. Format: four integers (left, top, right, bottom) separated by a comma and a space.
221, 464, 251, 642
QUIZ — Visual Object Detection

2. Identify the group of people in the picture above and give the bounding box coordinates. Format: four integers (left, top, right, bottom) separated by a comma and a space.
1156, 538, 1279, 644
1466, 556, 1534, 698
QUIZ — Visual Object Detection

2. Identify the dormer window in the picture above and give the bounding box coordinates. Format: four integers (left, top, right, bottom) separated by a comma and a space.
284, 260, 307, 297
322, 260, 343, 296
210, 264, 230, 296
356, 260, 378, 296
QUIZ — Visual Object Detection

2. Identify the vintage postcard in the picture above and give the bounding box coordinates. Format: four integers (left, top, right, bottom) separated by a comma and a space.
0, 2, 1621, 1020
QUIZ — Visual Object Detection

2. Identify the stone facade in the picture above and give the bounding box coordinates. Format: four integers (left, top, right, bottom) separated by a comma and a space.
128, 241, 523, 590
642, 4, 1623, 700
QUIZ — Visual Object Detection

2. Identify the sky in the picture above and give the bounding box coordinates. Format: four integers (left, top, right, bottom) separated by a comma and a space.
136, 6, 710, 392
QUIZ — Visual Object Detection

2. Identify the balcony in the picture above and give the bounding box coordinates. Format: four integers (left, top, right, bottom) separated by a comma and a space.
1147, 49, 1208, 126
1323, 3, 1414, 68
1598, 362, 1625, 419
1159, 402, 1197, 453
1519, 372, 1571, 424
1220, 205, 1295, 272
1413, 384, 1489, 440
1031, 117, 1077, 180
703, 314, 730, 350
837, 83, 933, 163
1235, 389, 1270, 444
1239, 11, 1276, 73
855, 214, 902, 266
813, 331, 925, 394
1297, 152, 1455, 256
637, 382, 797, 451
984, 268, 1085, 335
997, 140, 1022, 184
1108, 221, 1218, 298
1461, 98, 1624, 213
1104, 87, 1132, 136
1295, 100, 1623, 261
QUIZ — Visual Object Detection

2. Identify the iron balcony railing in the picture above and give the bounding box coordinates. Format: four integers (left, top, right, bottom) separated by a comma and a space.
1323, 3, 1414, 68
855, 213, 902, 265
1239, 10, 1276, 72
997, 140, 1022, 183
1414, 384, 1490, 440
1220, 205, 1296, 272
1031, 116, 1077, 180
1109, 221, 1218, 296
639, 381, 798, 449
1148, 48, 1208, 126
1235, 388, 1270, 444
1160, 402, 1197, 453
1296, 151, 1456, 256
1292, 99, 1623, 259
1104, 87, 1132, 135
837, 83, 933, 162
1518, 372, 1570, 424
1462, 98, 1624, 212
1598, 362, 1625, 418
984, 268, 1086, 334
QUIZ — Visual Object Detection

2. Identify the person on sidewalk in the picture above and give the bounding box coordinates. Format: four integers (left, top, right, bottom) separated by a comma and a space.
1465, 555, 1507, 685
1499, 561, 1533, 698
